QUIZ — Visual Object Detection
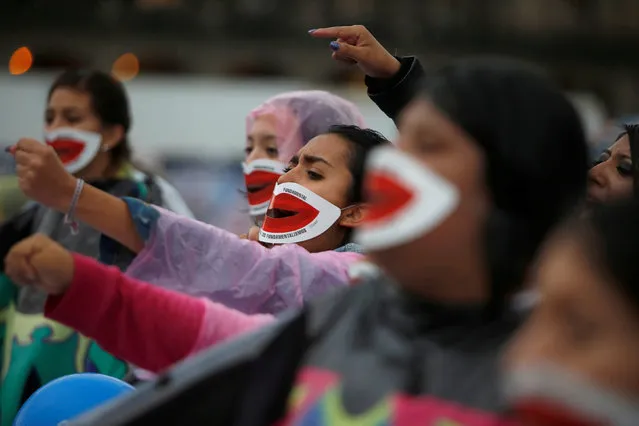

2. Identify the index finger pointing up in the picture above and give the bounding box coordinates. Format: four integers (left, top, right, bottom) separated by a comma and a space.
309, 26, 359, 39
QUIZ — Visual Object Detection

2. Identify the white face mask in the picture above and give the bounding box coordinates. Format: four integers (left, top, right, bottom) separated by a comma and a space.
504, 363, 639, 426
44, 127, 102, 174
259, 182, 342, 244
355, 147, 459, 251
242, 159, 287, 218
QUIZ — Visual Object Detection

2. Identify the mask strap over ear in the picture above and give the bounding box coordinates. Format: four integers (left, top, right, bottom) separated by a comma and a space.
340, 204, 359, 212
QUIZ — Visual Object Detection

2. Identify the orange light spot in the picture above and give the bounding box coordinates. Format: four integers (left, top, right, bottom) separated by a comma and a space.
9, 47, 33, 75
112, 53, 140, 82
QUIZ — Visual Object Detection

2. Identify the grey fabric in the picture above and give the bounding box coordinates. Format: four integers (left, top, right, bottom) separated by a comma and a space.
334, 242, 364, 254
14, 175, 192, 315
304, 275, 520, 414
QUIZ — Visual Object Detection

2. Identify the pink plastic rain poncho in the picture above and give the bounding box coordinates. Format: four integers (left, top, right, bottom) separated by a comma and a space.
246, 90, 367, 163
100, 199, 364, 315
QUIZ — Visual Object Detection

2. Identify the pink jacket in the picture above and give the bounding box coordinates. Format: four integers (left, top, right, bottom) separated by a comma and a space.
47, 254, 275, 373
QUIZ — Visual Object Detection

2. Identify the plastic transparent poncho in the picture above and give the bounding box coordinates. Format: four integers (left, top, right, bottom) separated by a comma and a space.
246, 90, 367, 163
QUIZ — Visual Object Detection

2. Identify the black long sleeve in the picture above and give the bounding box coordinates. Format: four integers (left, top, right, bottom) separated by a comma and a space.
365, 56, 426, 125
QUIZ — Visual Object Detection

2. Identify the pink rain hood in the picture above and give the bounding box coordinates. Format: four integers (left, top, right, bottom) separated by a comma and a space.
246, 90, 367, 162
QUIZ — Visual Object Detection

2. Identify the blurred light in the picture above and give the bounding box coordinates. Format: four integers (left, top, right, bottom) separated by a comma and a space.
8, 47, 33, 75
112, 53, 140, 82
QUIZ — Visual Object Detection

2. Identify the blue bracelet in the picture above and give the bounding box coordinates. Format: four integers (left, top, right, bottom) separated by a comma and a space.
64, 179, 84, 235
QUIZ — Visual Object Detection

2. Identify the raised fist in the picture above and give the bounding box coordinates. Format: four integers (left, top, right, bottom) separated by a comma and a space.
4, 234, 74, 295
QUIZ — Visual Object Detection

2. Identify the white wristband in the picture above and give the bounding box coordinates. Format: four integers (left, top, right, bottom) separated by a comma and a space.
64, 179, 84, 235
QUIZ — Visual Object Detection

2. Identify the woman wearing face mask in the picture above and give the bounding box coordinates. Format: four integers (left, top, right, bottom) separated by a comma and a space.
243, 91, 366, 224
0, 70, 193, 426
49, 37, 589, 425
588, 124, 639, 203
505, 199, 639, 426
3, 125, 388, 374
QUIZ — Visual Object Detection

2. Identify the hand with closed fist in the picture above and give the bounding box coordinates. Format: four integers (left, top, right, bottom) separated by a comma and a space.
12, 138, 77, 212
4, 234, 75, 295
309, 25, 401, 79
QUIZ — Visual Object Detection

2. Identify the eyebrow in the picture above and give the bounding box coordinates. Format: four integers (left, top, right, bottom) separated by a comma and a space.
301, 154, 332, 167
602, 149, 632, 162
247, 134, 277, 143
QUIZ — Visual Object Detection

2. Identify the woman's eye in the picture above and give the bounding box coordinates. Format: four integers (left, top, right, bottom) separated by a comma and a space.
617, 162, 633, 177
266, 147, 279, 156
282, 167, 292, 173
64, 116, 82, 124
307, 171, 322, 180
245, 147, 253, 155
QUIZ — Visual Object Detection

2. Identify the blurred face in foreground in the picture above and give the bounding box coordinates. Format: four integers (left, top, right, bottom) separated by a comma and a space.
504, 230, 639, 426
357, 98, 491, 302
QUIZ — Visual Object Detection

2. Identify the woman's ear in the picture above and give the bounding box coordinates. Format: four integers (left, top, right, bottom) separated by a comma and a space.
101, 124, 125, 151
339, 204, 368, 228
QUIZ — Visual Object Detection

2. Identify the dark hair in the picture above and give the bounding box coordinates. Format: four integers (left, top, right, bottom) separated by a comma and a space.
614, 124, 639, 197
562, 199, 639, 311
324, 125, 390, 244
48, 69, 132, 167
326, 124, 391, 203
418, 58, 588, 315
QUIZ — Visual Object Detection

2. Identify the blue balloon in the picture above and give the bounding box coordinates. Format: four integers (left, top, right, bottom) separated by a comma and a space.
14, 373, 134, 426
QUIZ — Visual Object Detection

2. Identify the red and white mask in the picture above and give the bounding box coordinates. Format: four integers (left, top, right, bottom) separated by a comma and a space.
243, 159, 287, 218
44, 128, 102, 174
355, 147, 459, 251
259, 182, 341, 244
504, 364, 639, 426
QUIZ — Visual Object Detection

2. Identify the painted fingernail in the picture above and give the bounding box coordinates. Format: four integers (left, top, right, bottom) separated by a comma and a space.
330, 41, 340, 51
4, 146, 15, 154
308, 29, 317, 34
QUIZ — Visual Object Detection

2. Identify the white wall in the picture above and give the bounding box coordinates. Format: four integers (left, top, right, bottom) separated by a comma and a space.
0, 73, 397, 161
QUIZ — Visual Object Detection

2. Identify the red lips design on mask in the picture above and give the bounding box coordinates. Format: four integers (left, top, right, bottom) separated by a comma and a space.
46, 138, 86, 164
245, 170, 281, 207
363, 171, 415, 225
262, 193, 320, 233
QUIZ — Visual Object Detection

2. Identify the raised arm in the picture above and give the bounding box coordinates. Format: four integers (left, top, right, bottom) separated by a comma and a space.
310, 25, 425, 123
3, 235, 274, 373
12, 139, 144, 252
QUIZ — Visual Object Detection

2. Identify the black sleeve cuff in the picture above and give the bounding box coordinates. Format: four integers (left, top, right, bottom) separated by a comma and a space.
365, 56, 415, 95
364, 56, 425, 123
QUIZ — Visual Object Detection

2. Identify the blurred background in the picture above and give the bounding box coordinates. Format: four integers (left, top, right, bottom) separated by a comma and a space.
1, 0, 638, 231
